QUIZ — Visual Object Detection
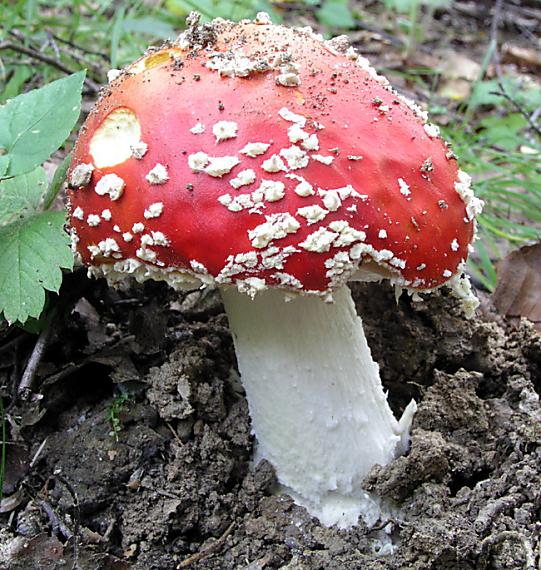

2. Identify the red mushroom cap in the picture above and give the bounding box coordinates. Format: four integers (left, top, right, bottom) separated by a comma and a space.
67, 15, 482, 299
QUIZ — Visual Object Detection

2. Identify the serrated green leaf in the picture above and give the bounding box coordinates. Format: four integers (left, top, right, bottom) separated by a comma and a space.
0, 167, 48, 227
0, 71, 85, 178
0, 211, 73, 324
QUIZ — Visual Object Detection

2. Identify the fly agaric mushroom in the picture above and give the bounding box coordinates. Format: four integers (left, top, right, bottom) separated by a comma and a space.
66, 13, 482, 528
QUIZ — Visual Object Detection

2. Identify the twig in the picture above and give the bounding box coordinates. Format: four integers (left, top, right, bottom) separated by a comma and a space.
29, 438, 48, 469
102, 518, 116, 542
488, 0, 541, 138
17, 309, 57, 401
165, 421, 184, 445
531, 106, 541, 125
0, 39, 99, 93
54, 474, 81, 570
0, 41, 73, 74
177, 521, 235, 568
45, 31, 106, 76
47, 32, 109, 60
493, 82, 541, 138
43, 36, 62, 62
369, 516, 398, 532
37, 499, 74, 540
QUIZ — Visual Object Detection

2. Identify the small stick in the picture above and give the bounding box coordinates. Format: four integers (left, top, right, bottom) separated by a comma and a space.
16, 296, 71, 401
45, 31, 105, 75
29, 438, 48, 469
17, 319, 55, 401
493, 82, 541, 138
37, 499, 74, 540
0, 40, 100, 93
54, 474, 81, 570
47, 32, 109, 60
487, 0, 541, 138
177, 521, 235, 568
165, 421, 184, 445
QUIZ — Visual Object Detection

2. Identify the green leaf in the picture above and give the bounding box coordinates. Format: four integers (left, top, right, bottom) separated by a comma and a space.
43, 153, 72, 210
384, 0, 415, 11
123, 16, 177, 39
0, 71, 85, 178
479, 113, 528, 151
468, 78, 513, 109
0, 211, 73, 324
0, 156, 8, 178
316, 0, 356, 29
0, 66, 33, 104
111, 6, 126, 68
384, 0, 450, 12
0, 167, 48, 227
165, 0, 249, 20
467, 76, 541, 113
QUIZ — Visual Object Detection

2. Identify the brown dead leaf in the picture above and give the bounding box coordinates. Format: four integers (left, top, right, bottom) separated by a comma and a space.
0, 489, 24, 514
437, 50, 481, 101
502, 43, 541, 70
493, 244, 541, 330
438, 50, 481, 81
4, 533, 64, 570
439, 78, 473, 102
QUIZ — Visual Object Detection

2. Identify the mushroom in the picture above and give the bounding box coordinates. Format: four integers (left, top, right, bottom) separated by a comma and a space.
66, 13, 482, 528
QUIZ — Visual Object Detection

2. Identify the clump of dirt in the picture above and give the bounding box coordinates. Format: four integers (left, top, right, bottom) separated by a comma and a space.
1, 278, 540, 569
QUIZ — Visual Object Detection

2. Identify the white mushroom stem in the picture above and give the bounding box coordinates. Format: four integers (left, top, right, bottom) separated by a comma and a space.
221, 285, 416, 528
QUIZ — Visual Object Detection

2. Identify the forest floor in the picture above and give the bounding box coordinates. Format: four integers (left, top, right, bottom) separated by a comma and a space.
1, 1, 540, 569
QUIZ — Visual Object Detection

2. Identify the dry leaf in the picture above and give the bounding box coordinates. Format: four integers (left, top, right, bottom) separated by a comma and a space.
438, 78, 473, 101
438, 50, 481, 81
493, 244, 541, 330
1, 533, 64, 570
502, 43, 541, 69
0, 490, 24, 514
437, 50, 481, 101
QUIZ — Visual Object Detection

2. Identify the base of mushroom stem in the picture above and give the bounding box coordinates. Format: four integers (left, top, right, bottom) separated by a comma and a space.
266, 397, 416, 529
221, 285, 417, 529
277, 480, 388, 529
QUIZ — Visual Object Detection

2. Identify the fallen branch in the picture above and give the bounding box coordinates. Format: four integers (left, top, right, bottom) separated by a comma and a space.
0, 39, 100, 93
17, 311, 57, 401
